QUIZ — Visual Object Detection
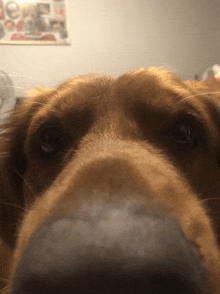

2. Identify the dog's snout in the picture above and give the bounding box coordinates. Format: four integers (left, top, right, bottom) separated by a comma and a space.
11, 202, 204, 294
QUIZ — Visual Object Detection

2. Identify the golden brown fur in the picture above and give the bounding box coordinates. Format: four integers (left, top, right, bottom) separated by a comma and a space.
1, 68, 220, 293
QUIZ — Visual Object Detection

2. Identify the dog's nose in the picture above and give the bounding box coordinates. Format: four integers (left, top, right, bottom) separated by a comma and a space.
11, 202, 204, 294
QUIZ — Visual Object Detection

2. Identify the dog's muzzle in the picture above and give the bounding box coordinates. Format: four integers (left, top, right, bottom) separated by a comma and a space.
11, 200, 204, 294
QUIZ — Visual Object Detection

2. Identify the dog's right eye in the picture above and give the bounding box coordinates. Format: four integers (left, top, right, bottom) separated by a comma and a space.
169, 117, 204, 152
39, 126, 67, 157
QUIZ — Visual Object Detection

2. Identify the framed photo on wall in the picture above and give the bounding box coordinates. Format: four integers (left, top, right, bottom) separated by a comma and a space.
0, 0, 70, 45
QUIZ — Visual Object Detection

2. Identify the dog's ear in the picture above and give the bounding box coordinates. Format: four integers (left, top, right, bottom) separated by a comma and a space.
0, 101, 30, 248
0, 88, 52, 248
0, 101, 30, 290
0, 88, 52, 289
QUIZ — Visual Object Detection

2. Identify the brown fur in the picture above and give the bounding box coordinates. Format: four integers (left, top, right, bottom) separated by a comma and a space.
1, 68, 220, 293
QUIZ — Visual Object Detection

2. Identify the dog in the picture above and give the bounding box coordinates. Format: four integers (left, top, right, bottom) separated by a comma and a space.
0, 67, 220, 293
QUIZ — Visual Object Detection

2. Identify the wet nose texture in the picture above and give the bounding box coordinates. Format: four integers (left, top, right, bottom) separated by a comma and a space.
11, 202, 204, 294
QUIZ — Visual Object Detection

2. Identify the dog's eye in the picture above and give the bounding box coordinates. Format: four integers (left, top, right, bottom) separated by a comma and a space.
40, 126, 65, 156
171, 121, 199, 149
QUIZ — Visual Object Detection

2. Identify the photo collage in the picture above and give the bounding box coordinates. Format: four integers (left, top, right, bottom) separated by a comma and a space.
0, 0, 70, 44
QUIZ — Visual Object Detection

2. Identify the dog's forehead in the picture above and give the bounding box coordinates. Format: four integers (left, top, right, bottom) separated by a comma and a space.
52, 68, 186, 109
24, 69, 196, 135
26, 68, 220, 133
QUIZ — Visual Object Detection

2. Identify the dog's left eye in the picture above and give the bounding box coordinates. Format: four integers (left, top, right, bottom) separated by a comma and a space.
40, 126, 65, 156
171, 121, 199, 149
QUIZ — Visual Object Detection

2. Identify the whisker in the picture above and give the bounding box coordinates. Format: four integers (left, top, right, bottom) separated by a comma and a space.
201, 197, 220, 202
12, 167, 34, 195
16, 101, 45, 107
0, 284, 10, 294
2, 85, 30, 91
177, 91, 220, 104
0, 202, 27, 212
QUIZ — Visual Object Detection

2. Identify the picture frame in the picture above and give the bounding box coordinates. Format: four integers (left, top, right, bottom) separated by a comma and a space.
0, 0, 70, 45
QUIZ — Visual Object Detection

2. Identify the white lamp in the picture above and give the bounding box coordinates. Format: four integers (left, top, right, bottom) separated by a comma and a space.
202, 64, 220, 80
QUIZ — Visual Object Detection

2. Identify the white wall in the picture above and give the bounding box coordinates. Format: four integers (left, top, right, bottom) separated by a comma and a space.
0, 0, 220, 97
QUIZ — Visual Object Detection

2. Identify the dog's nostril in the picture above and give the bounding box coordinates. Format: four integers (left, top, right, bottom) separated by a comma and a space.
11, 203, 204, 294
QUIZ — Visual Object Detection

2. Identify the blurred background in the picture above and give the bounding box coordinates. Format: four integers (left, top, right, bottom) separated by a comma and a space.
0, 0, 219, 98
